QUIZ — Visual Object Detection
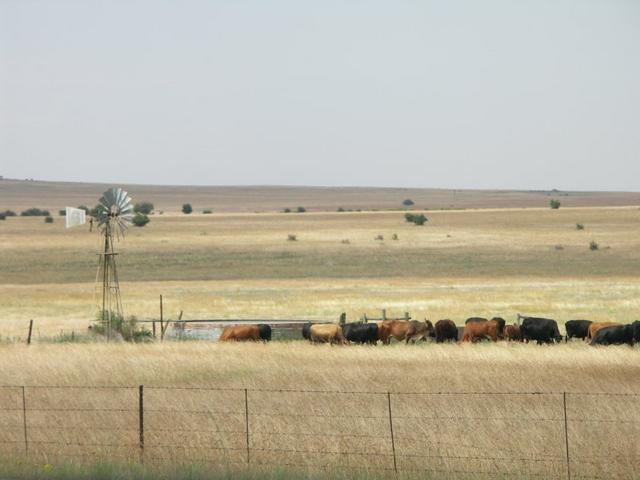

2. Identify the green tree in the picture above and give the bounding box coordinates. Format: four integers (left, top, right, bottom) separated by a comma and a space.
550, 199, 561, 209
402, 199, 415, 207
133, 202, 154, 215
132, 213, 150, 227
182, 203, 193, 214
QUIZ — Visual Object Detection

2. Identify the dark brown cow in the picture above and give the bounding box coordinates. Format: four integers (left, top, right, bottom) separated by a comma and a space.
587, 322, 622, 341
503, 324, 521, 341
434, 319, 458, 343
460, 319, 499, 342
219, 324, 271, 342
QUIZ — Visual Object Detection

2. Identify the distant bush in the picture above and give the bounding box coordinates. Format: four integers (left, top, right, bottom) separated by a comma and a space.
554, 244, 564, 250
392, 233, 399, 240
550, 199, 561, 209
287, 234, 297, 241
133, 202, 154, 215
202, 209, 213, 214
21, 208, 50, 217
375, 234, 384, 241
337, 207, 345, 212
132, 213, 150, 227
58, 209, 66, 216
296, 207, 306, 213
341, 239, 350, 244
3, 210, 16, 217
402, 199, 415, 207
0, 213, 6, 221
77, 205, 90, 214
283, 208, 291, 213
182, 203, 193, 214
405, 213, 428, 226
44, 216, 54, 224
576, 223, 584, 230
589, 241, 599, 251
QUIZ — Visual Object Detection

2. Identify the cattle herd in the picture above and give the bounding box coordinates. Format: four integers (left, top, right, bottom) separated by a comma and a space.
219, 316, 640, 346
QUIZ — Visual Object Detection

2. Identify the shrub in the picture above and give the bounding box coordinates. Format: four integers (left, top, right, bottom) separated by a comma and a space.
554, 245, 564, 250
77, 205, 90, 214
0, 213, 5, 221
375, 234, 384, 241
337, 207, 345, 212
44, 216, 54, 223
287, 234, 297, 241
21, 208, 50, 217
182, 203, 193, 214
91, 311, 152, 342
283, 208, 291, 213
132, 213, 150, 227
402, 199, 415, 207
589, 241, 599, 251
550, 199, 561, 209
405, 213, 428, 225
341, 239, 350, 244
202, 209, 213, 214
133, 202, 154, 215
576, 223, 584, 230
3, 210, 16, 217
59, 209, 66, 216
296, 206, 306, 213
392, 233, 399, 240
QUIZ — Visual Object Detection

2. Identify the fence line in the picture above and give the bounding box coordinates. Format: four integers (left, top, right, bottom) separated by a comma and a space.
0, 386, 637, 478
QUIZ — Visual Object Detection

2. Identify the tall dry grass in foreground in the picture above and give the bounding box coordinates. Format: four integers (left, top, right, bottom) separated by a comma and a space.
0, 342, 638, 479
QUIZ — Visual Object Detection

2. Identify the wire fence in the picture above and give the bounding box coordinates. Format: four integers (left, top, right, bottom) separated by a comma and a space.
0, 386, 638, 479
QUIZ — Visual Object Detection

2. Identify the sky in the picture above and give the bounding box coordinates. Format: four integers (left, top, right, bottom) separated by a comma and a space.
1, 0, 639, 190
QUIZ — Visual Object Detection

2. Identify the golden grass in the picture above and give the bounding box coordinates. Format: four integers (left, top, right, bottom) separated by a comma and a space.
0, 342, 638, 478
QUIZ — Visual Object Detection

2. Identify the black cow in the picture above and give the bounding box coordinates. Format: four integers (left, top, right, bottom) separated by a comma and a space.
434, 319, 458, 343
342, 323, 378, 345
258, 324, 272, 341
564, 320, 592, 342
302, 323, 312, 341
519, 316, 562, 344
591, 321, 640, 346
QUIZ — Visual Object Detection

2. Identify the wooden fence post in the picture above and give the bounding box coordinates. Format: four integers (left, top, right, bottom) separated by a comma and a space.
563, 392, 571, 480
152, 321, 156, 338
26, 320, 33, 345
382, 309, 387, 321
387, 392, 397, 474
404, 312, 410, 320
244, 388, 250, 466
159, 295, 164, 341
21, 386, 28, 456
139, 385, 144, 463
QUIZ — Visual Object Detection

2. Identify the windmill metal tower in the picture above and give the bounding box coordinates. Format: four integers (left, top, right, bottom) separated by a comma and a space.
94, 188, 134, 339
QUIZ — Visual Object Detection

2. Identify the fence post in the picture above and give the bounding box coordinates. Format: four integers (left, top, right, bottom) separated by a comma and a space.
387, 392, 398, 474
159, 295, 164, 341
26, 320, 34, 345
382, 309, 387, 321
244, 388, 250, 466
563, 392, 571, 480
21, 386, 28, 457
139, 385, 144, 463
152, 321, 156, 339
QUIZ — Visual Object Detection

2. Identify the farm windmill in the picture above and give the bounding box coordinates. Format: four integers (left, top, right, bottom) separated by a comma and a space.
93, 188, 134, 339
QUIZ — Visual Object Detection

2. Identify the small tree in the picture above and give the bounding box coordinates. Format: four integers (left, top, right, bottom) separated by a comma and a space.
133, 202, 154, 215
59, 209, 66, 216
296, 206, 306, 213
44, 216, 54, 223
132, 213, 150, 227
21, 208, 50, 216
405, 213, 428, 226
182, 203, 193, 214
0, 213, 6, 221
402, 199, 415, 207
550, 199, 561, 209
283, 208, 291, 213
3, 210, 16, 217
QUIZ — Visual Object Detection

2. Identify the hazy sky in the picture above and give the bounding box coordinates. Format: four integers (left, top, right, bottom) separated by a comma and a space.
1, 1, 639, 190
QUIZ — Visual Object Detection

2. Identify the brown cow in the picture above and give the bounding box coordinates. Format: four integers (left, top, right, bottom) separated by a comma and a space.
377, 320, 415, 344
309, 324, 346, 344
406, 320, 434, 343
503, 324, 521, 341
460, 319, 499, 342
587, 322, 622, 341
219, 324, 271, 342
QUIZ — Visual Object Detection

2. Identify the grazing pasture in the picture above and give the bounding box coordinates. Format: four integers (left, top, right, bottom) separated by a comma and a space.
1, 182, 640, 478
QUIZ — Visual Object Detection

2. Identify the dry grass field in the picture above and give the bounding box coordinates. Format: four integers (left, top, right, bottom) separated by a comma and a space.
1, 181, 640, 478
